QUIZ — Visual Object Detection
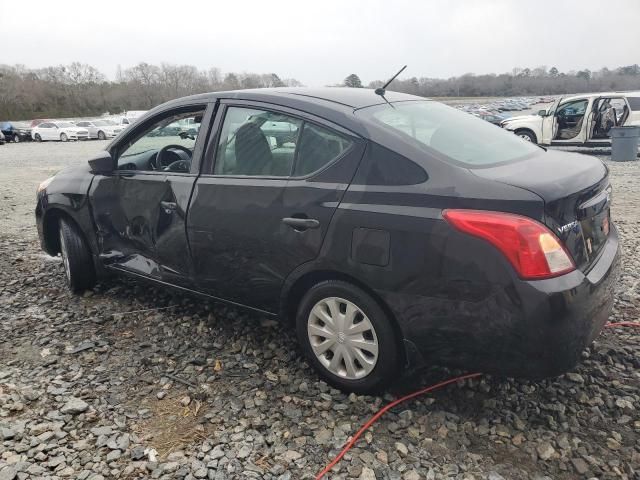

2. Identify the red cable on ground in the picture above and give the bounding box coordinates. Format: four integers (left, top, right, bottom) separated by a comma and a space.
605, 321, 640, 328
314, 372, 482, 480
315, 322, 639, 479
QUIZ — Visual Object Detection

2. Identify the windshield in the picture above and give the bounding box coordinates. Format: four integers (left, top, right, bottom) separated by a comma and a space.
57, 122, 75, 128
357, 101, 540, 167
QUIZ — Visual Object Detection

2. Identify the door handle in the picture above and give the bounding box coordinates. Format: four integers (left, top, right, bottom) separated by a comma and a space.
160, 201, 177, 214
282, 217, 320, 231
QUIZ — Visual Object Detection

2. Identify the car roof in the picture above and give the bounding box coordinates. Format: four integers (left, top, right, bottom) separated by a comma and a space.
561, 90, 640, 101
154, 87, 427, 139
171, 87, 424, 111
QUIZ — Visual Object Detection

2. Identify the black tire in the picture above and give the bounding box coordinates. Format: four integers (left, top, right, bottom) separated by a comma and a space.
295, 280, 402, 394
60, 133, 68, 142
97, 130, 106, 140
35, 133, 42, 142
515, 129, 537, 144
59, 218, 96, 293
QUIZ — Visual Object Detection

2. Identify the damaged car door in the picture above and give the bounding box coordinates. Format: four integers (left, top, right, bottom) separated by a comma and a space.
89, 104, 213, 286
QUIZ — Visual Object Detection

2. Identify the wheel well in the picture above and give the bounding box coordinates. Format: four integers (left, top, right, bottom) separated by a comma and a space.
514, 128, 537, 142
42, 209, 88, 256
284, 270, 406, 357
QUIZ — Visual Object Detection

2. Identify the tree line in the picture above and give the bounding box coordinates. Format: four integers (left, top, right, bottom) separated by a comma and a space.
0, 62, 302, 120
357, 64, 640, 98
2, 62, 640, 120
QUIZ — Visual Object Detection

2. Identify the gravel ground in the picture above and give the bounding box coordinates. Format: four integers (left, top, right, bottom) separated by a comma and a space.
0, 141, 639, 480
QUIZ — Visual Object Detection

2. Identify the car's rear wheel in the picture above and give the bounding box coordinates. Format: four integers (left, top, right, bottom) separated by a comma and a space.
58, 218, 96, 293
60, 133, 68, 142
13, 135, 20, 143
98, 130, 106, 140
35, 133, 42, 142
296, 280, 401, 393
515, 129, 537, 143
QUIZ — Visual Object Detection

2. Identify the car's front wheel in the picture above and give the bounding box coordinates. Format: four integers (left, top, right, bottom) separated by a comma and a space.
515, 129, 537, 143
296, 280, 401, 393
34, 134, 42, 142
13, 135, 20, 143
60, 133, 68, 142
58, 218, 96, 293
98, 130, 106, 140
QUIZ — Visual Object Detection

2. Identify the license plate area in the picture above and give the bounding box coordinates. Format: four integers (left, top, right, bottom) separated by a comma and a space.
581, 208, 610, 257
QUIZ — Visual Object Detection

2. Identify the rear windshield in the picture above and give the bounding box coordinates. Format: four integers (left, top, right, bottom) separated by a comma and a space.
357, 101, 540, 167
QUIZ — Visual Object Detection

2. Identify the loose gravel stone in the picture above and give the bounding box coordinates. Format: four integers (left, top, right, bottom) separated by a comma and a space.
60, 397, 89, 415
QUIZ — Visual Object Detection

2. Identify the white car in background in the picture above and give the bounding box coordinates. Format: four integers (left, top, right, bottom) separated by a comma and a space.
501, 91, 640, 145
75, 120, 124, 140
31, 121, 89, 142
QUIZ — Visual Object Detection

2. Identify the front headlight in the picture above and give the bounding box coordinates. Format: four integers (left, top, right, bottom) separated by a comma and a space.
37, 176, 54, 194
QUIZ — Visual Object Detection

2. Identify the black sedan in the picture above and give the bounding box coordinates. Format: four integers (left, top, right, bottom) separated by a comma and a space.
1, 121, 31, 143
35, 88, 620, 393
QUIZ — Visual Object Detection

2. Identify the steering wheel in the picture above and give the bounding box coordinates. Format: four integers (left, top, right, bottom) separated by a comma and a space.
154, 144, 192, 170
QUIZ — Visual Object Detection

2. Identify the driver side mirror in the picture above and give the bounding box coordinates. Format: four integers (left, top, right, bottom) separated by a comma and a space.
537, 109, 548, 117
88, 150, 114, 174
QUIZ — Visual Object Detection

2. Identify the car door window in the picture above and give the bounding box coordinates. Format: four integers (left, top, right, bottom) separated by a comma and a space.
117, 109, 205, 173
214, 107, 302, 176
213, 106, 352, 177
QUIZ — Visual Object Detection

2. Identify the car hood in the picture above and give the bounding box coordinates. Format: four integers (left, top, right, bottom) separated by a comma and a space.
502, 114, 539, 123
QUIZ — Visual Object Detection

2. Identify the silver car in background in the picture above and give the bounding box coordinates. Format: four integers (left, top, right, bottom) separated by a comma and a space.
75, 120, 124, 140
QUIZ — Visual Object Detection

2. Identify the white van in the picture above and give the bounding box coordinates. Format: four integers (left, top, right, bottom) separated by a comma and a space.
501, 91, 640, 146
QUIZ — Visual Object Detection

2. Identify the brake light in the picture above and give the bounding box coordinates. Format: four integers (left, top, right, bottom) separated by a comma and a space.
442, 209, 575, 280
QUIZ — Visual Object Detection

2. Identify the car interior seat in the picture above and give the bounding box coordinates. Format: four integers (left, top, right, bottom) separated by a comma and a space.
234, 123, 273, 175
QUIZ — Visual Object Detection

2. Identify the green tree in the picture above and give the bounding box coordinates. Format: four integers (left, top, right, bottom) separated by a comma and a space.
549, 67, 559, 77
344, 74, 363, 88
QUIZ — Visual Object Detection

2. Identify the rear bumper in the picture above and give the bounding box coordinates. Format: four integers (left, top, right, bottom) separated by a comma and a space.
386, 226, 621, 378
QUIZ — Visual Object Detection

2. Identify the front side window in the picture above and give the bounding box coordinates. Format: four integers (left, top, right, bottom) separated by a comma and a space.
557, 99, 588, 117
214, 106, 353, 177
357, 101, 539, 167
116, 108, 205, 173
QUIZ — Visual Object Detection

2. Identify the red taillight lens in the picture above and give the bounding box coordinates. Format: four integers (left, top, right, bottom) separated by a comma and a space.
442, 209, 575, 280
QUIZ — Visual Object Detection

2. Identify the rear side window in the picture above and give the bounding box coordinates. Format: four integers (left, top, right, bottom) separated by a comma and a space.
628, 97, 640, 111
214, 107, 302, 176
213, 106, 352, 177
357, 101, 540, 167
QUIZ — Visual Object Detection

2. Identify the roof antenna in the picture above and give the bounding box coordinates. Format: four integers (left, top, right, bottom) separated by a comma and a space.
375, 65, 407, 96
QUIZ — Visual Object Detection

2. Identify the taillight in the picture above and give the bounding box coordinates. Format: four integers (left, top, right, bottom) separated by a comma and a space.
442, 209, 575, 280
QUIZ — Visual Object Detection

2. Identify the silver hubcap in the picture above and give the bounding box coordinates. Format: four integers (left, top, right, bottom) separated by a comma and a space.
59, 228, 71, 282
307, 297, 379, 380
519, 133, 532, 142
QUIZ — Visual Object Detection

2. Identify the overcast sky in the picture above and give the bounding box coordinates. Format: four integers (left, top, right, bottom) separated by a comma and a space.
1, 0, 639, 86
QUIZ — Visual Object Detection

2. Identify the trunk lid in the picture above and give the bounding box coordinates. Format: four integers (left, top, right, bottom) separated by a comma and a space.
471, 149, 611, 271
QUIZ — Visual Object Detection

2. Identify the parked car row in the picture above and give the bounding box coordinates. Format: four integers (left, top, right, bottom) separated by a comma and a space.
0, 111, 149, 145
454, 96, 556, 126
